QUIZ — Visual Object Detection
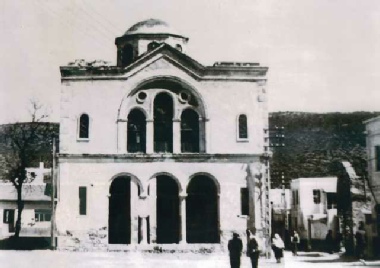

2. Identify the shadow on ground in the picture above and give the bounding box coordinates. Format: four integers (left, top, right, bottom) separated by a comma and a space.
0, 237, 51, 250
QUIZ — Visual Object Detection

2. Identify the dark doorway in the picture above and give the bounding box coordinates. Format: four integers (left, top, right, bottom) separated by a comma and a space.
154, 93, 173, 153
121, 44, 134, 67
109, 177, 131, 244
127, 109, 146, 153
156, 175, 180, 243
186, 175, 219, 243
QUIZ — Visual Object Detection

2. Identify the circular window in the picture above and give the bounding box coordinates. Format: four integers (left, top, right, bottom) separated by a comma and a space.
178, 91, 190, 103
136, 91, 147, 104
176, 44, 182, 52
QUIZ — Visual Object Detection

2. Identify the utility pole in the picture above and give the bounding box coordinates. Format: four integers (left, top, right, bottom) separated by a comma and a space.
51, 137, 56, 249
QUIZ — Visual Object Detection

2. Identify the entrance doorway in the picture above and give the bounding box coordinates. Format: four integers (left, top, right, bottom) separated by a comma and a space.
109, 176, 132, 244
156, 175, 180, 243
186, 175, 219, 243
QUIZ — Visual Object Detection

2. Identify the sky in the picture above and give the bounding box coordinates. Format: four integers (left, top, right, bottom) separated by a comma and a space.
0, 0, 380, 124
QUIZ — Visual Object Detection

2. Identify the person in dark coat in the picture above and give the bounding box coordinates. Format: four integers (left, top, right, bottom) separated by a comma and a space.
325, 230, 334, 254
247, 230, 260, 268
228, 233, 243, 268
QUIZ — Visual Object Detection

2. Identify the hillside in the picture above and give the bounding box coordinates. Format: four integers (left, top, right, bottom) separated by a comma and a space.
269, 112, 380, 188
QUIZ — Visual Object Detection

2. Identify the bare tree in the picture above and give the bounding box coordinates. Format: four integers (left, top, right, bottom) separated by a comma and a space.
1, 100, 56, 239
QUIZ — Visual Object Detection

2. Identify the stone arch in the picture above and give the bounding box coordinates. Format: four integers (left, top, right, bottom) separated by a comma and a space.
108, 173, 142, 245
117, 75, 208, 121
186, 173, 220, 243
148, 172, 183, 194
186, 172, 221, 194
109, 172, 144, 195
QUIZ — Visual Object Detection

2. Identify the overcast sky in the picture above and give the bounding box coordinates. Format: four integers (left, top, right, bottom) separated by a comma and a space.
1, 0, 380, 124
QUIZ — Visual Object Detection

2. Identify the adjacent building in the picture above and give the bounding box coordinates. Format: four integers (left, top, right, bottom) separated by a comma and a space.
0, 163, 51, 239
290, 177, 338, 250
56, 19, 271, 251
364, 116, 380, 257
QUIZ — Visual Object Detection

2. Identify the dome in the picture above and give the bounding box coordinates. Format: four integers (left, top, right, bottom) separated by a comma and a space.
124, 19, 183, 37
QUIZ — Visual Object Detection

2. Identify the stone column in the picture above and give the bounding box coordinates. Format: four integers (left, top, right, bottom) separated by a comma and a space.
199, 117, 206, 153
149, 179, 157, 244
130, 183, 138, 244
117, 119, 128, 153
173, 119, 181, 153
140, 216, 148, 245
146, 119, 154, 154
180, 194, 187, 244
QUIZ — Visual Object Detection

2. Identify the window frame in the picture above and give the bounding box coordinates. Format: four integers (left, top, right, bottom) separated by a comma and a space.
79, 186, 87, 216
237, 114, 249, 142
376, 146, 380, 171
77, 113, 90, 141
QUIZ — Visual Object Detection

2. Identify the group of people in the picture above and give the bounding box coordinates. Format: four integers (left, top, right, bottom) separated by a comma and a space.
228, 230, 291, 268
227, 230, 260, 268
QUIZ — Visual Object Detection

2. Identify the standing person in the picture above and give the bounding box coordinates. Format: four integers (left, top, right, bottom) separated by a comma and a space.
272, 233, 285, 263
291, 230, 300, 256
355, 222, 366, 259
325, 230, 334, 254
228, 233, 243, 268
247, 230, 260, 268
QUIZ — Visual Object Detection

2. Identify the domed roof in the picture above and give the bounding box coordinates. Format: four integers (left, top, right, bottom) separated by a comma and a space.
124, 19, 184, 37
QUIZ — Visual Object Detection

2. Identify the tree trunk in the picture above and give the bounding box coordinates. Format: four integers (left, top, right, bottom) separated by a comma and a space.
14, 184, 24, 238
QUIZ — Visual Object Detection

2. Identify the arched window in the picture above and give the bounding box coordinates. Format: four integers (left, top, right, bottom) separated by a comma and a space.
127, 109, 146, 153
175, 44, 182, 52
121, 44, 134, 67
147, 42, 159, 51
181, 109, 199, 152
79, 114, 89, 139
238, 114, 248, 140
154, 93, 173, 153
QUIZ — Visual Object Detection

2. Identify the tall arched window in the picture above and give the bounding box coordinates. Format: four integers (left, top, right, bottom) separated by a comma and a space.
181, 109, 199, 152
121, 44, 134, 67
238, 114, 248, 140
79, 114, 89, 139
154, 93, 173, 153
127, 109, 146, 153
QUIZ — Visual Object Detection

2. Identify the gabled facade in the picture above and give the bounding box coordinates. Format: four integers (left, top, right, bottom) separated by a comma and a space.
56, 19, 270, 251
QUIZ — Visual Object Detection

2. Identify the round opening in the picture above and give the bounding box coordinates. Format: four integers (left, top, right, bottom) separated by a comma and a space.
136, 91, 147, 103
179, 91, 190, 103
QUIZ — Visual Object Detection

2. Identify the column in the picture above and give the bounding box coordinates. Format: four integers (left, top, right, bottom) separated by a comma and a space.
131, 183, 138, 244
180, 194, 187, 244
146, 119, 154, 154
140, 216, 148, 245
149, 179, 157, 243
117, 120, 128, 153
173, 119, 181, 153
199, 117, 206, 153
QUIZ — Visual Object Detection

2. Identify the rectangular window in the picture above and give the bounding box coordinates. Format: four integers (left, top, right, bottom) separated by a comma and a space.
35, 209, 51, 222
241, 188, 249, 215
313, 189, 321, 204
376, 146, 380, 171
326, 193, 337, 209
3, 209, 14, 223
79, 187, 87, 215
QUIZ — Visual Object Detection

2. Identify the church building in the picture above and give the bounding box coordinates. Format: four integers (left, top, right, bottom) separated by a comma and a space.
56, 19, 270, 251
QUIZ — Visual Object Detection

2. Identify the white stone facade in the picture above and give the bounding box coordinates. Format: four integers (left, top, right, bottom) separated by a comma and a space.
56, 19, 270, 251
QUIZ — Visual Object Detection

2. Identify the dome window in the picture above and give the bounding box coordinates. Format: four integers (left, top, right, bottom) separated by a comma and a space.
147, 42, 160, 51
175, 44, 182, 52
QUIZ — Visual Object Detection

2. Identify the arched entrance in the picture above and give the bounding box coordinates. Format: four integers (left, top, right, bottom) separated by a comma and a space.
156, 175, 180, 243
186, 175, 219, 243
109, 176, 136, 244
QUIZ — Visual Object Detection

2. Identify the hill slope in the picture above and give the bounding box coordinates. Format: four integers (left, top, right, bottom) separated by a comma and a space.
269, 112, 380, 188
